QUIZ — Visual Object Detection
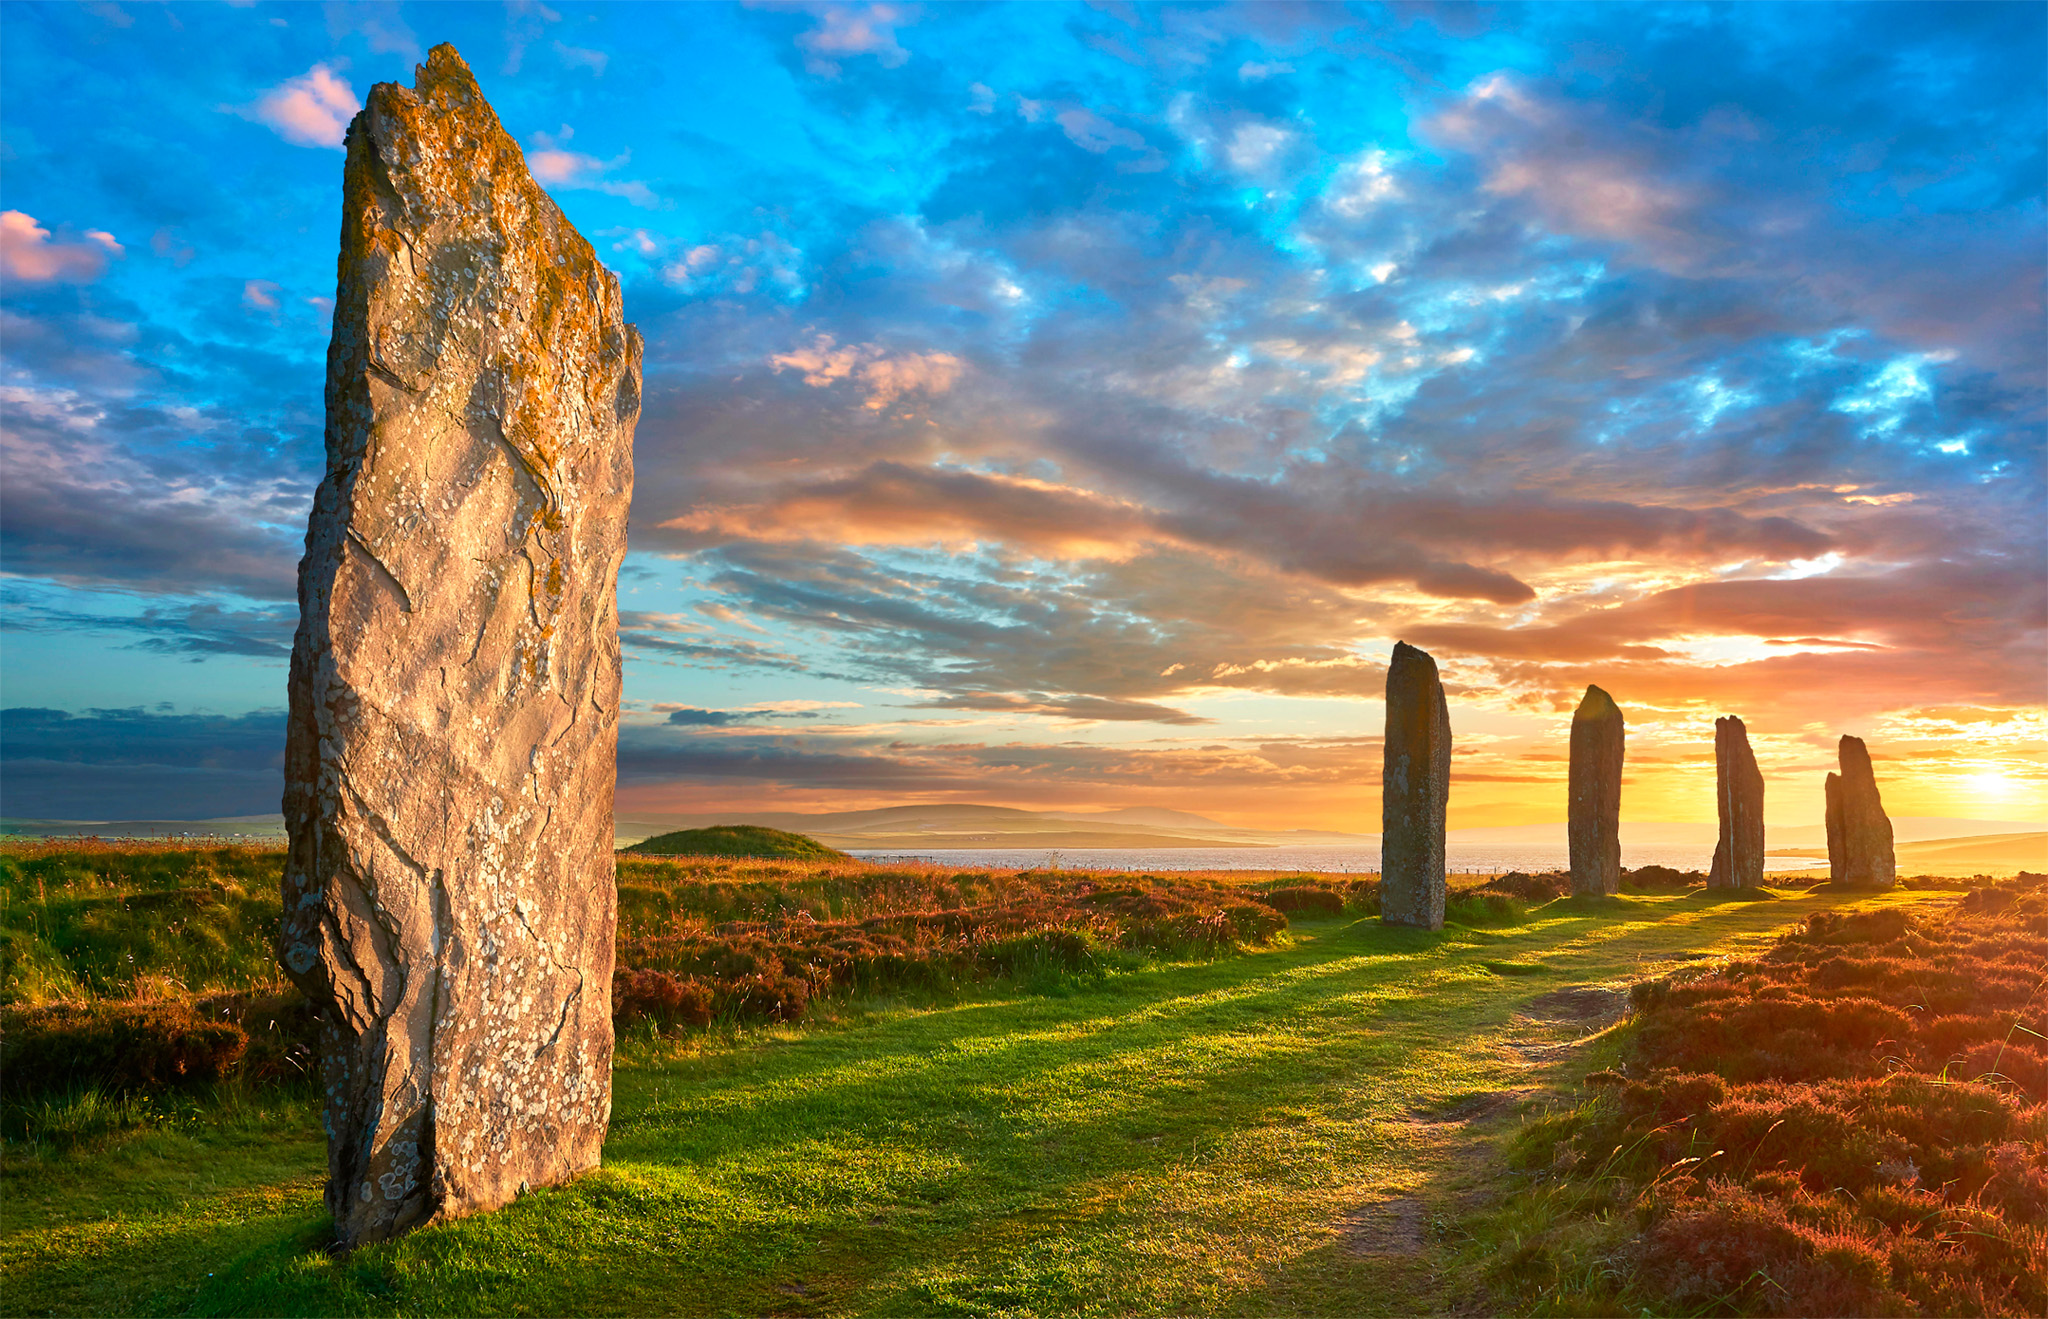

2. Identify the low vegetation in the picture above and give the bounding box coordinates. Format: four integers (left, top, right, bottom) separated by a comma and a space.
611, 856, 1288, 1031
8, 868, 1964, 1316
5, 844, 1299, 1144
10, 840, 2035, 1316
1485, 872, 2047, 1317
0, 840, 288, 1005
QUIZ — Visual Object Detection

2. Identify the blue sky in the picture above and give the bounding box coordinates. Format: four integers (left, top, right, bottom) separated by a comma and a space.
2, 1, 2043, 827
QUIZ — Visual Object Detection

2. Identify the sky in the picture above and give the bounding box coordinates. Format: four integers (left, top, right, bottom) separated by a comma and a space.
1, 0, 2043, 831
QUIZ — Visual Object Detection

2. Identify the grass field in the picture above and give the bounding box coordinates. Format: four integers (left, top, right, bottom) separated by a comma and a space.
1, 862, 1962, 1317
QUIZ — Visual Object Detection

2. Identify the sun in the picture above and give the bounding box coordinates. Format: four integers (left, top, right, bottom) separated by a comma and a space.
1961, 769, 2015, 803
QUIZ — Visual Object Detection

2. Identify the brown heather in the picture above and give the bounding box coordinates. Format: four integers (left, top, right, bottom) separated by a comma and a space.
1499, 872, 2048, 1317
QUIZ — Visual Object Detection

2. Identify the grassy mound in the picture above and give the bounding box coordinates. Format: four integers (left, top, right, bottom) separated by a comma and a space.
625, 824, 847, 859
1487, 871, 2048, 1317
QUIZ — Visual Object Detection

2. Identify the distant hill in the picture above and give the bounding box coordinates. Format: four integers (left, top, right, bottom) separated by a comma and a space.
624, 825, 847, 859
612, 802, 1378, 850
1043, 806, 1231, 829
1767, 832, 2047, 872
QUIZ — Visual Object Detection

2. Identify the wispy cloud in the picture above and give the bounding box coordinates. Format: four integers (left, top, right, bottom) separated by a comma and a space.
787, 1, 913, 76
526, 126, 660, 207
768, 335, 962, 410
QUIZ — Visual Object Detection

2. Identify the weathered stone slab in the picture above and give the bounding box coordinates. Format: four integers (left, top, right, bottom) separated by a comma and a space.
1828, 735, 1896, 887
280, 45, 639, 1249
1567, 685, 1624, 897
1707, 715, 1764, 889
1382, 641, 1449, 929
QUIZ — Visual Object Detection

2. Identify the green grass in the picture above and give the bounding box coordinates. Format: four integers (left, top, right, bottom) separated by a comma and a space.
0, 884, 1953, 1318
1, 842, 290, 1004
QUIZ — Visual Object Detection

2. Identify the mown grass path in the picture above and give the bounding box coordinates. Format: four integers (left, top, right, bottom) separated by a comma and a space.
3, 887, 1948, 1317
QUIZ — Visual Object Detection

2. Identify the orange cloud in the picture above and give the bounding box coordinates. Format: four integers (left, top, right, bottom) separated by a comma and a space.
769, 335, 963, 410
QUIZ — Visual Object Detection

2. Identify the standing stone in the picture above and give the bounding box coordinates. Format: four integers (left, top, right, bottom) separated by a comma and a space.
1568, 685, 1624, 897
1824, 772, 1846, 879
1382, 641, 1450, 929
1707, 716, 1764, 889
280, 45, 639, 1249
1828, 736, 1896, 887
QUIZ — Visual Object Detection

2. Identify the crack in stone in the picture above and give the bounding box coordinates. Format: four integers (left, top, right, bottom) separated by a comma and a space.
345, 528, 415, 614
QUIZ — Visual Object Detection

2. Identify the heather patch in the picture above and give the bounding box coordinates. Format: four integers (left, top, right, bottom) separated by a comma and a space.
1485, 872, 2048, 1316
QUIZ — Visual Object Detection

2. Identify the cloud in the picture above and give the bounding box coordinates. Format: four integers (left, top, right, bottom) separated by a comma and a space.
1437, 73, 1699, 260
650, 459, 1832, 608
553, 40, 608, 75
324, 0, 420, 62
246, 64, 358, 149
915, 692, 1212, 725
1421, 63, 2046, 378
768, 335, 963, 410
0, 706, 285, 820
1325, 150, 1400, 218
527, 127, 661, 207
664, 707, 739, 726
2, 587, 294, 660
609, 721, 1408, 822
1224, 121, 1294, 173
790, 2, 912, 76
1057, 107, 1146, 154
1, 2, 2039, 826
652, 698, 862, 727
651, 539, 1396, 712
618, 609, 809, 671
0, 212, 122, 282
0, 383, 309, 601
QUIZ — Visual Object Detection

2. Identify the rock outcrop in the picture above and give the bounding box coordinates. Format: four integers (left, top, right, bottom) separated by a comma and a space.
280, 45, 638, 1249
1568, 685, 1624, 897
1707, 716, 1764, 889
1825, 736, 1896, 887
1382, 641, 1450, 929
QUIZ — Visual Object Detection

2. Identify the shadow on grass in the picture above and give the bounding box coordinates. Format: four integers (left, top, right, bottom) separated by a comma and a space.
1688, 885, 1783, 903
1537, 894, 1651, 917
3, 889, 1953, 1318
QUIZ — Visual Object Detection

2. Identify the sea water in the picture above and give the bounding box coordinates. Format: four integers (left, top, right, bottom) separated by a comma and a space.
844, 843, 1823, 875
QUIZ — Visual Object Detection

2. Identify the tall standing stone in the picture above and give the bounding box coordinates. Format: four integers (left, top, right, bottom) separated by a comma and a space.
1827, 736, 1896, 887
1382, 641, 1450, 929
1707, 716, 1764, 889
280, 45, 639, 1249
1824, 772, 1846, 879
1568, 685, 1624, 897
